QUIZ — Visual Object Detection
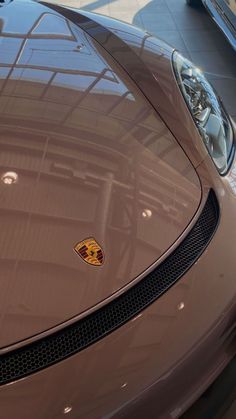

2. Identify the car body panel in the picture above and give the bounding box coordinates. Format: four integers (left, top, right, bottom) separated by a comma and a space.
0, 0, 201, 348
0, 151, 235, 419
0, 2, 235, 419
44, 2, 209, 168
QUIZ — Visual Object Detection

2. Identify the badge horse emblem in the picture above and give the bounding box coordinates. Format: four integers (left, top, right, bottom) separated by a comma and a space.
74, 238, 104, 266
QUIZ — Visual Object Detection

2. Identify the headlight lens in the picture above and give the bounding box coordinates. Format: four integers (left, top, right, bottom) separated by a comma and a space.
172, 51, 233, 175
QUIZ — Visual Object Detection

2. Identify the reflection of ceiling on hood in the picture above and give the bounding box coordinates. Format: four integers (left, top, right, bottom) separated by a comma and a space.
0, 4, 200, 253
0, 1, 201, 347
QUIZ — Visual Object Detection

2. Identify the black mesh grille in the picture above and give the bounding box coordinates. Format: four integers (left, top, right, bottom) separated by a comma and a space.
0, 190, 219, 385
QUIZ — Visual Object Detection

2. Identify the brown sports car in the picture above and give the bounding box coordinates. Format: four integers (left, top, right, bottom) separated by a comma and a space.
0, 0, 235, 418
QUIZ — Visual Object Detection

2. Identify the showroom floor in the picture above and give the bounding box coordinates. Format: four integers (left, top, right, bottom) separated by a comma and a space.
47, 0, 236, 417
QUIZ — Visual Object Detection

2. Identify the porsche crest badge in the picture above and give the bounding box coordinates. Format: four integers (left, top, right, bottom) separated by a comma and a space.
74, 238, 104, 266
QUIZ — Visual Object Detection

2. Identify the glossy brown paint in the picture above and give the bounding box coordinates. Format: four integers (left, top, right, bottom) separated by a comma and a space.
0, 2, 235, 419
0, 0, 200, 348
0, 162, 236, 419
43, 3, 209, 168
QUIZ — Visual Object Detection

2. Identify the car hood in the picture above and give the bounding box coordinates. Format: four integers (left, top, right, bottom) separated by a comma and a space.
0, 0, 201, 348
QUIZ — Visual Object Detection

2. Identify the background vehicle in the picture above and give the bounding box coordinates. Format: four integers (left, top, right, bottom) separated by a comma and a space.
187, 0, 236, 50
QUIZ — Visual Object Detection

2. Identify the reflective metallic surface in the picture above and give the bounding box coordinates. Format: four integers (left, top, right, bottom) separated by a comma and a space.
0, 0, 200, 348
0, 2, 235, 419
47, 4, 209, 167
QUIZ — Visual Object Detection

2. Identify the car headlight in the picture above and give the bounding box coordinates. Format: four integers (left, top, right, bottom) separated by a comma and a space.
172, 51, 234, 175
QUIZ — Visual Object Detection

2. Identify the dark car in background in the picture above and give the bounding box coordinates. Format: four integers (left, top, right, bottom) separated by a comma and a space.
187, 0, 236, 50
